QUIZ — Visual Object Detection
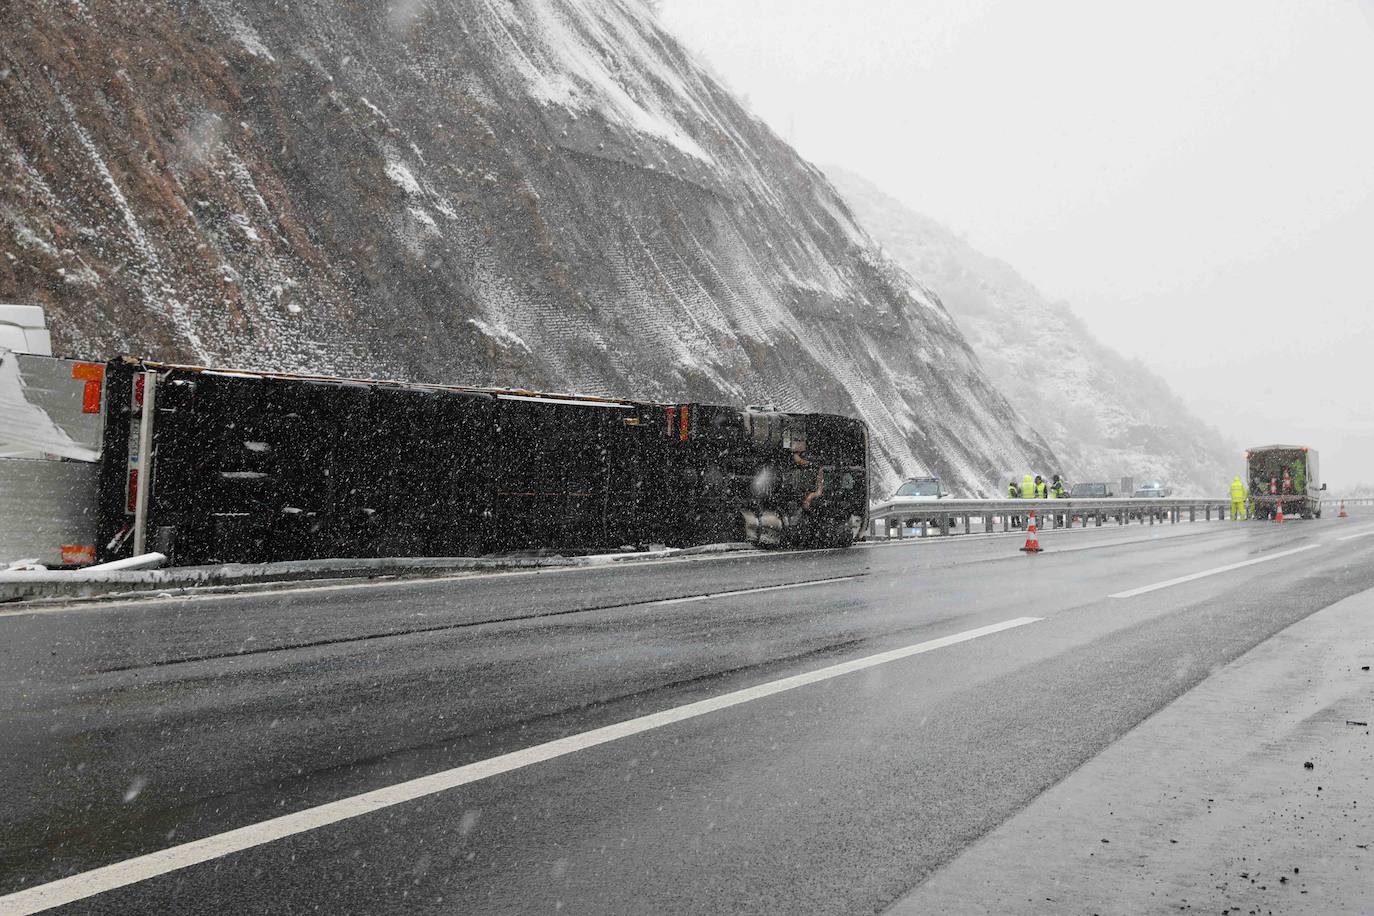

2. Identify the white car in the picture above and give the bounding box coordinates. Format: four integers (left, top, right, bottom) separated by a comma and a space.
890, 476, 948, 502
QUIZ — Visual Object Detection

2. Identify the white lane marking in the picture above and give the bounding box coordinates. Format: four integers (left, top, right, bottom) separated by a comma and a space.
1034, 527, 1236, 557
0, 616, 1041, 915
1337, 528, 1374, 542
648, 575, 861, 606
1109, 544, 1320, 598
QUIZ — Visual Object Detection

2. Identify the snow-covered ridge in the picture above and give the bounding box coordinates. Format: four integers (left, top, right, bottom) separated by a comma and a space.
826, 166, 1236, 495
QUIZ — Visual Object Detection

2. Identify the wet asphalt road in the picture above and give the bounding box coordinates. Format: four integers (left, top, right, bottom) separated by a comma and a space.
3, 515, 1374, 914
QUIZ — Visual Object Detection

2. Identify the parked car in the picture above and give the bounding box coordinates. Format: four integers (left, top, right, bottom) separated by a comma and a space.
890, 476, 948, 501
1069, 482, 1114, 498
1131, 480, 1171, 521
887, 476, 956, 533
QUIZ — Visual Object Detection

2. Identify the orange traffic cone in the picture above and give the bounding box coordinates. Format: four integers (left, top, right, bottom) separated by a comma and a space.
1021, 511, 1043, 553
1274, 499, 1285, 524
1339, 501, 1348, 519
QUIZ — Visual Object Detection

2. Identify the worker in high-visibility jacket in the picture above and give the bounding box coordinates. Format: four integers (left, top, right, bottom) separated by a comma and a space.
1049, 474, 1068, 527
1034, 475, 1048, 499
1230, 475, 1247, 521
1008, 479, 1021, 528
1019, 474, 1036, 529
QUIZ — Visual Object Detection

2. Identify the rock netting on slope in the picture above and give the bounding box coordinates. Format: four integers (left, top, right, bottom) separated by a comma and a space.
827, 167, 1236, 496
0, 0, 1057, 496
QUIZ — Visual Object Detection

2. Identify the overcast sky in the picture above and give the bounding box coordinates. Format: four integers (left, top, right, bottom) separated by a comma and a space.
661, 0, 1374, 489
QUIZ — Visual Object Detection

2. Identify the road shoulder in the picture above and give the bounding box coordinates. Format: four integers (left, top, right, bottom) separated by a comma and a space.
889, 586, 1374, 914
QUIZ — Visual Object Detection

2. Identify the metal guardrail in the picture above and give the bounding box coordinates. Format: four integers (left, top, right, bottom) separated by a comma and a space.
866, 497, 1232, 540
1323, 497, 1374, 507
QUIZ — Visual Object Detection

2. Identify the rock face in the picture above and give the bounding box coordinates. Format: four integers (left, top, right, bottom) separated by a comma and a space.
827, 167, 1237, 496
0, 0, 1056, 496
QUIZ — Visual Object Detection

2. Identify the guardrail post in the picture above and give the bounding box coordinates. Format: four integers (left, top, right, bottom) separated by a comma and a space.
1190, 505, 1196, 522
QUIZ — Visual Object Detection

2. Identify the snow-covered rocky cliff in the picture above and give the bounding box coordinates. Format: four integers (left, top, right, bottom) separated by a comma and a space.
827, 167, 1236, 495
0, 0, 1057, 495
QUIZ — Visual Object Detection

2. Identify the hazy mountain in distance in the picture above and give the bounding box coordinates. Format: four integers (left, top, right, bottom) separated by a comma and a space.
0, 0, 1057, 497
826, 166, 1236, 495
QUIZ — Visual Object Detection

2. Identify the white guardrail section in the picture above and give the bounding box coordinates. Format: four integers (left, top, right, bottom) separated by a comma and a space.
867, 497, 1233, 540
868, 496, 1374, 539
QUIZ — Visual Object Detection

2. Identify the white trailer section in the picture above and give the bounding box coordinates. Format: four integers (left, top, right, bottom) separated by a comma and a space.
0, 340, 105, 567
0, 459, 101, 567
0, 348, 105, 460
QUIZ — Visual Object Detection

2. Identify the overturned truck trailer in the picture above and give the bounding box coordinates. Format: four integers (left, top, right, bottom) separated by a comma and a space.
93, 358, 868, 565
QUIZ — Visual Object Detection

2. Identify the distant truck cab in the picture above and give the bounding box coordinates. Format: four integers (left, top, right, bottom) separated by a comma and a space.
1246, 445, 1324, 519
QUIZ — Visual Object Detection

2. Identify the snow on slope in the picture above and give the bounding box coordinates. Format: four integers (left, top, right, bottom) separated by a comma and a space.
0, 0, 1057, 496
827, 167, 1237, 496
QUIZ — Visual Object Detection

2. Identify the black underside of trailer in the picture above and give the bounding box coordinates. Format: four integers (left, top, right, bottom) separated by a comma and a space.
95, 361, 868, 565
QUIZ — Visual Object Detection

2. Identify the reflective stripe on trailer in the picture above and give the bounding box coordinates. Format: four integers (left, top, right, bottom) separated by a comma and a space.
61, 544, 96, 565
125, 373, 144, 514
663, 405, 691, 441
71, 362, 105, 413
